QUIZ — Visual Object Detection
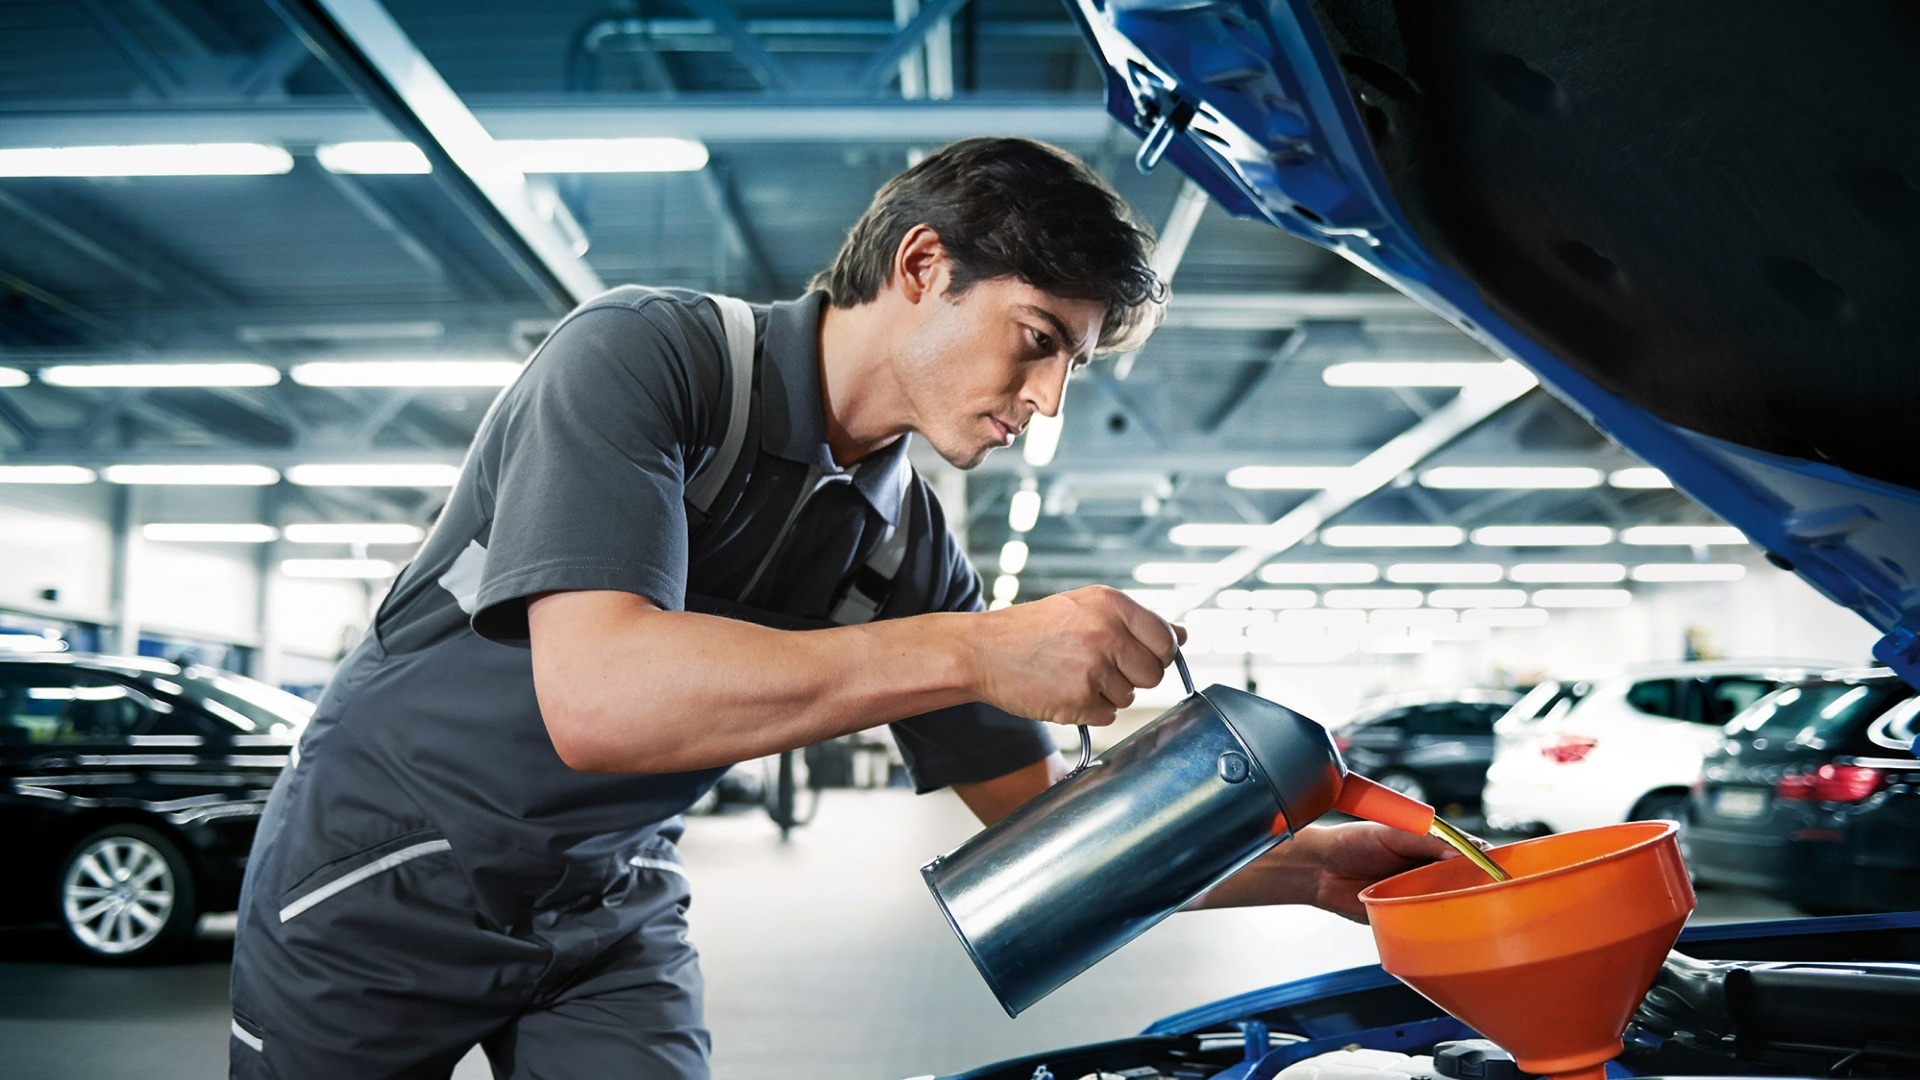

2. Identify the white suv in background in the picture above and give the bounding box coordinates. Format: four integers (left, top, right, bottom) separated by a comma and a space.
1482, 660, 1832, 834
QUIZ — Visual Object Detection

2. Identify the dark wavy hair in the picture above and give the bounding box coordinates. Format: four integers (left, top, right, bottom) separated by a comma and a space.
810, 137, 1166, 354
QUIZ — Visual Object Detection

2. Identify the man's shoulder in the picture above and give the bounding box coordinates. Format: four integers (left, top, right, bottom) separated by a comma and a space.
565, 285, 724, 334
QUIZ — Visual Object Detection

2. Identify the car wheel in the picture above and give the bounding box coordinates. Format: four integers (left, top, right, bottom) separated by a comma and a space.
1629, 791, 1689, 829
57, 824, 198, 963
1376, 771, 1429, 805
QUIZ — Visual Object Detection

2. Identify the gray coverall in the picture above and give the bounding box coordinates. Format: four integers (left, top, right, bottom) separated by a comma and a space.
229, 288, 1055, 1079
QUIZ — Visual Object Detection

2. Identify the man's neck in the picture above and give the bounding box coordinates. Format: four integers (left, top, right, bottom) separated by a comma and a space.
817, 298, 909, 468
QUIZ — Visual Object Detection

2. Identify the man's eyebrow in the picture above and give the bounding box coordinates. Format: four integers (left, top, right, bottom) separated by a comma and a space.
1019, 304, 1092, 361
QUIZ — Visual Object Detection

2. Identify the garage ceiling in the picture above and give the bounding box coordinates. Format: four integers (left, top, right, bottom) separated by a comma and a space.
0, 0, 1735, 627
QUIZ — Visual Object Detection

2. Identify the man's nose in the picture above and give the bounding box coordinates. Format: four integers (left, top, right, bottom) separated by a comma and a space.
1021, 356, 1071, 419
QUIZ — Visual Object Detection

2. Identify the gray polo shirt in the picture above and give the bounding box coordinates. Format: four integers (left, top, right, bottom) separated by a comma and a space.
291, 287, 1052, 921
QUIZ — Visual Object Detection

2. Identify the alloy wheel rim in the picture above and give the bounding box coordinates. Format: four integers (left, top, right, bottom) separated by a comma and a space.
61, 837, 174, 955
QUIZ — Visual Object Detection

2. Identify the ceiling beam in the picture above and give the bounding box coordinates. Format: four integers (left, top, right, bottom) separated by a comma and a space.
0, 98, 1115, 146
1154, 369, 1543, 614
267, 0, 604, 312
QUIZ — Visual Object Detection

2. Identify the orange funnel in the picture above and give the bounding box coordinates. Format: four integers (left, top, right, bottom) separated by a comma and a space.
1358, 822, 1695, 1080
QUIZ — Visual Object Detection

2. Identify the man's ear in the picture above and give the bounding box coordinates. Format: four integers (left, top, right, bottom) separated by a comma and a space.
892, 225, 946, 305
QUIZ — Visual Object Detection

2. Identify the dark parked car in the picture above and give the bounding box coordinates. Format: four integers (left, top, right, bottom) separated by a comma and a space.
1687, 669, 1920, 914
1333, 690, 1521, 811
0, 652, 309, 961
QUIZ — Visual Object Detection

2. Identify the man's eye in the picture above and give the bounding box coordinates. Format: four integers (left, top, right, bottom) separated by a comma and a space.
1030, 329, 1053, 352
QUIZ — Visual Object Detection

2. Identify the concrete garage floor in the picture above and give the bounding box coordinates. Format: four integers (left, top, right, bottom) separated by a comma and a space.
0, 789, 1799, 1080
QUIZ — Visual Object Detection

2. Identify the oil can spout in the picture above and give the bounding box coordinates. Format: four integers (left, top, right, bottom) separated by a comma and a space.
1333, 773, 1437, 836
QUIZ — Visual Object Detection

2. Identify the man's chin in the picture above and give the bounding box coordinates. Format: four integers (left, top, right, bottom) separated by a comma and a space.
934, 440, 997, 471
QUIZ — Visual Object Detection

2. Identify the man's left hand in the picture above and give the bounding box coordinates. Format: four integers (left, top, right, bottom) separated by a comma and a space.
1191, 822, 1470, 923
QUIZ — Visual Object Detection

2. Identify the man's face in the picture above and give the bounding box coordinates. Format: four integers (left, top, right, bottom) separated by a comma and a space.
895, 274, 1106, 470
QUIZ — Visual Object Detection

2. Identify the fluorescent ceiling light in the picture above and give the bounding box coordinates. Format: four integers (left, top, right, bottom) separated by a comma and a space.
316, 138, 709, 176
1419, 466, 1602, 490
142, 523, 279, 543
1216, 589, 1317, 610
1609, 467, 1672, 489
317, 141, 432, 174
290, 360, 522, 387
1427, 589, 1529, 608
0, 143, 294, 177
1386, 563, 1504, 584
104, 464, 279, 486
1169, 523, 1274, 547
1320, 525, 1465, 548
1507, 563, 1628, 584
1621, 525, 1747, 546
1225, 465, 1352, 490
505, 137, 709, 173
1362, 635, 1432, 655
992, 574, 1020, 602
1133, 561, 1216, 585
0, 465, 96, 484
1631, 563, 1748, 583
998, 540, 1029, 575
1461, 607, 1551, 627
280, 558, 398, 580
1021, 413, 1063, 468
41, 363, 280, 388
282, 523, 426, 545
1470, 525, 1615, 547
1322, 361, 1524, 388
0, 367, 26, 387
287, 464, 459, 487
1426, 623, 1493, 641
1008, 488, 1041, 533
1277, 609, 1366, 629
1322, 589, 1424, 609
1532, 588, 1633, 609
1370, 608, 1458, 627
1258, 563, 1379, 585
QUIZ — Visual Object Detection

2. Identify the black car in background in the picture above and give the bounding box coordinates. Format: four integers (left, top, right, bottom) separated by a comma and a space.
1332, 690, 1522, 813
1687, 668, 1920, 913
0, 653, 310, 961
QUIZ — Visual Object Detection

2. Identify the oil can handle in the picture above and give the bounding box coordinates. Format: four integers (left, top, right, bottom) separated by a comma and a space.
1070, 648, 1194, 774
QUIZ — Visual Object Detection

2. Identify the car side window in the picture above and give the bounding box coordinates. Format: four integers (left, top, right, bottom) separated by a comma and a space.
1868, 694, 1920, 753
1701, 677, 1776, 728
0, 669, 157, 744
1624, 678, 1684, 719
1406, 705, 1488, 738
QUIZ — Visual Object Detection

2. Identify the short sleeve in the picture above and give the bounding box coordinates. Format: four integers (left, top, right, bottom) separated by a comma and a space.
887, 482, 1060, 792
470, 299, 722, 644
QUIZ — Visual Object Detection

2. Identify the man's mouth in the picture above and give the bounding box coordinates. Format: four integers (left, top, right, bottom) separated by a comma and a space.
988, 416, 1020, 447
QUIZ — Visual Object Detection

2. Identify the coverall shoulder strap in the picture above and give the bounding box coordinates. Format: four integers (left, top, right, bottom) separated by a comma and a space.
684, 293, 758, 518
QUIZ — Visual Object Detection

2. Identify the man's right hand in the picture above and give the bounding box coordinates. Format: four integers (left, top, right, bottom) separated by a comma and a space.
969, 586, 1184, 727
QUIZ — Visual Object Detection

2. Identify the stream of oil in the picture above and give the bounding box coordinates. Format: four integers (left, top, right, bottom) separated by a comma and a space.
1430, 816, 1511, 882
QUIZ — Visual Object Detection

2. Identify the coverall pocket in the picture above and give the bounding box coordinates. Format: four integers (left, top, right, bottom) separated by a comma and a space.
274, 829, 453, 924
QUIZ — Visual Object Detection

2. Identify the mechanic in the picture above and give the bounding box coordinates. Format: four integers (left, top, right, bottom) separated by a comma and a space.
229, 137, 1458, 1079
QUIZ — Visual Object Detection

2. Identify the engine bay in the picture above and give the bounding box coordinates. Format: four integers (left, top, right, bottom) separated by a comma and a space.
942, 914, 1920, 1080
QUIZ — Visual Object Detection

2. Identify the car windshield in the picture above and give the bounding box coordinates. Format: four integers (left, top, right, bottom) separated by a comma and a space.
1726, 681, 1910, 748
175, 666, 314, 737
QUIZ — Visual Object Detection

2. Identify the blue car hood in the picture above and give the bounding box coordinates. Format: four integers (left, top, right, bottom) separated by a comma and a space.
1066, 0, 1920, 688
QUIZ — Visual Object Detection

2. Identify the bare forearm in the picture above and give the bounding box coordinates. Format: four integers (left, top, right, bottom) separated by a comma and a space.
530, 592, 977, 773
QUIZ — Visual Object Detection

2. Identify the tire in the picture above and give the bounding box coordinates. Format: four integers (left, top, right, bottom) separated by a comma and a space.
1376, 771, 1429, 805
57, 823, 198, 963
1629, 791, 1688, 825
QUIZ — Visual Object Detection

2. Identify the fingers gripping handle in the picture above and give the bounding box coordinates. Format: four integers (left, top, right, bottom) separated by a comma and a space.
1070, 648, 1194, 775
